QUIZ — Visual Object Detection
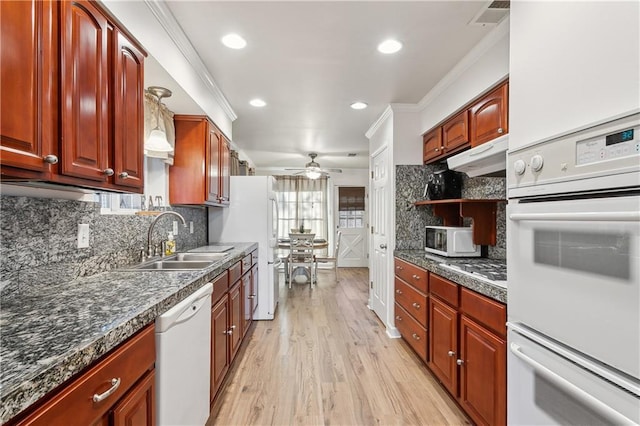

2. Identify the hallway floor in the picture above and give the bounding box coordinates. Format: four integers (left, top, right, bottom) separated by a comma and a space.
208, 268, 470, 425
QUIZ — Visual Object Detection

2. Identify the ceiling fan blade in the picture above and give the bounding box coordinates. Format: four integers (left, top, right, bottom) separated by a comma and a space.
284, 168, 306, 171
322, 168, 342, 173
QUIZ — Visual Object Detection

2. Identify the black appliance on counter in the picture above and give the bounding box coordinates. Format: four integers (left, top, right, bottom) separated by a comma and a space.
425, 169, 462, 200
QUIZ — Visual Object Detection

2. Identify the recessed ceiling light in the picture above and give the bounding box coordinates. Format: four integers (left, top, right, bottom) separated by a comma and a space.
350, 101, 368, 110
221, 33, 247, 49
377, 39, 402, 54
250, 98, 266, 107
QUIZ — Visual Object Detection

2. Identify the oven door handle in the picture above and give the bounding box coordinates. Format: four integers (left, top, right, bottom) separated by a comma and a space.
510, 342, 637, 425
509, 211, 640, 222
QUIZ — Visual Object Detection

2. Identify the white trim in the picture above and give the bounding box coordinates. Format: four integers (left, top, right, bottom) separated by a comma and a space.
144, 0, 237, 122
365, 105, 393, 139
416, 16, 510, 111
390, 103, 421, 113
386, 327, 401, 339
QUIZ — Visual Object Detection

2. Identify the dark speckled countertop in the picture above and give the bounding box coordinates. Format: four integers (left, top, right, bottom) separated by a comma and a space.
394, 250, 507, 304
0, 242, 257, 423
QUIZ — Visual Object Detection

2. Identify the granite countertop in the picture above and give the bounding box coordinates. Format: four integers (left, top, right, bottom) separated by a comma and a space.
394, 250, 507, 304
0, 242, 257, 423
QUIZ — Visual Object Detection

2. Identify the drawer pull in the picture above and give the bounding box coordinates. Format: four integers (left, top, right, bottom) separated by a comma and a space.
395, 289, 403, 294
395, 315, 402, 321
448, 350, 456, 357
412, 274, 421, 280
396, 266, 403, 270
412, 333, 421, 341
412, 302, 421, 309
92, 378, 121, 403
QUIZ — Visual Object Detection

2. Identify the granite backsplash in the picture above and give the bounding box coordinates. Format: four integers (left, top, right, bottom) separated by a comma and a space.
395, 165, 506, 259
0, 195, 208, 293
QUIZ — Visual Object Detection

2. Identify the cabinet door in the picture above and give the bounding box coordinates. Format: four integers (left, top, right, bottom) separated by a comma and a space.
211, 296, 229, 402
251, 265, 258, 316
428, 297, 458, 395
470, 83, 508, 147
112, 27, 144, 191
228, 282, 242, 360
442, 110, 469, 153
60, 0, 110, 181
242, 272, 252, 337
0, 0, 57, 176
423, 128, 443, 163
219, 136, 231, 204
207, 127, 221, 203
112, 370, 155, 426
459, 316, 506, 426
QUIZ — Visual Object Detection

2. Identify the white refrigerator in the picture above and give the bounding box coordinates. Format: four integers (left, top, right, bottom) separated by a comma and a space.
208, 176, 280, 320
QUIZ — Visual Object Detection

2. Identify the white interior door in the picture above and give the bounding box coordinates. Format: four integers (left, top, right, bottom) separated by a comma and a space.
370, 147, 389, 322
335, 186, 368, 267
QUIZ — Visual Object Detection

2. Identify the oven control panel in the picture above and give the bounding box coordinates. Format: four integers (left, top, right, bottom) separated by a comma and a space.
508, 111, 640, 198
576, 126, 639, 166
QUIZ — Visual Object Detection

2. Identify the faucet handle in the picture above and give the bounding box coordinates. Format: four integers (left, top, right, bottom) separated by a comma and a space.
139, 248, 147, 262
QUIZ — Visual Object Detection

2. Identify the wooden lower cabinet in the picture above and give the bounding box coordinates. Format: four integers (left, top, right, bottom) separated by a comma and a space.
228, 281, 242, 359
242, 271, 252, 337
394, 302, 427, 361
428, 296, 458, 395
211, 295, 230, 402
12, 325, 155, 426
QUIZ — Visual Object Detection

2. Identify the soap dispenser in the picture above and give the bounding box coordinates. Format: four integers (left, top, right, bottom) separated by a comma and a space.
165, 232, 176, 255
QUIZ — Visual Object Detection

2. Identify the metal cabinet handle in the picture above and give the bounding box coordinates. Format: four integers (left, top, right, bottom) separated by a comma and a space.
103, 168, 114, 176
250, 293, 256, 298
92, 378, 121, 403
396, 266, 403, 270
412, 274, 421, 280
434, 148, 439, 152
395, 315, 402, 321
118, 171, 129, 179
498, 127, 504, 134
395, 289, 403, 294
448, 351, 456, 357
226, 329, 233, 335
230, 325, 237, 329
412, 333, 421, 340
412, 302, 421, 309
43, 154, 58, 164
247, 295, 255, 299
456, 359, 464, 366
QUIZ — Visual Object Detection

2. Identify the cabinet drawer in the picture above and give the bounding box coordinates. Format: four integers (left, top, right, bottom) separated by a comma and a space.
395, 303, 427, 361
430, 274, 459, 307
394, 258, 428, 293
241, 254, 252, 275
394, 278, 428, 327
16, 325, 155, 426
229, 261, 242, 284
211, 271, 229, 305
460, 287, 506, 337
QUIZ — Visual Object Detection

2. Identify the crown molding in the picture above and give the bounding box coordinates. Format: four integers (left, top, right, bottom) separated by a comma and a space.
365, 105, 393, 139
416, 16, 510, 111
390, 103, 421, 113
144, 0, 237, 121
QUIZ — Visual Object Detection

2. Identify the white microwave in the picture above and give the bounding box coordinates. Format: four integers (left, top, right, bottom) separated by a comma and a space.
425, 226, 481, 257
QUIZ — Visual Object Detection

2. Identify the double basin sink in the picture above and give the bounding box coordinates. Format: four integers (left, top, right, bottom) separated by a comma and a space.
122, 252, 230, 271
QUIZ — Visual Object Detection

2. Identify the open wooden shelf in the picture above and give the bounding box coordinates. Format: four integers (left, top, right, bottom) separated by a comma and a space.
414, 199, 506, 245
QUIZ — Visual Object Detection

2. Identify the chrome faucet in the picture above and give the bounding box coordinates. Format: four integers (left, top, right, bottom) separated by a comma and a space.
146, 211, 187, 258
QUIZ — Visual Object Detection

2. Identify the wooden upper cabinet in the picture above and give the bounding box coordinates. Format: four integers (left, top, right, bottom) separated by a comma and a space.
469, 82, 508, 147
170, 115, 231, 206
111, 27, 145, 190
423, 128, 443, 163
59, 0, 110, 182
0, 0, 57, 177
219, 135, 231, 204
442, 110, 469, 154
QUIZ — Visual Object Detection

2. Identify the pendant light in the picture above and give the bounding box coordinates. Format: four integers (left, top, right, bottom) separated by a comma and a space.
145, 86, 173, 153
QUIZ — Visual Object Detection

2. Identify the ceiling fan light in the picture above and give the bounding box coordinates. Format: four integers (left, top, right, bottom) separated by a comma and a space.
145, 129, 173, 152
305, 169, 322, 179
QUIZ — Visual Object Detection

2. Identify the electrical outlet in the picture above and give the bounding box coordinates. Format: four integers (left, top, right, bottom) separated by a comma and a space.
189, 221, 194, 234
172, 220, 179, 235
77, 224, 90, 248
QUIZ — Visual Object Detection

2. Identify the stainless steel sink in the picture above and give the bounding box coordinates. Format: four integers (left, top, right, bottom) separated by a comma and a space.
134, 260, 214, 270
174, 252, 229, 262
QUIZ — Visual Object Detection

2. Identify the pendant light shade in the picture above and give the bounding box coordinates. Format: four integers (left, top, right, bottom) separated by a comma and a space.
145, 86, 173, 154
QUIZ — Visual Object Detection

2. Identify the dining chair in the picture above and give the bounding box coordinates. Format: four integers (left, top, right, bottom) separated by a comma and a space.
287, 233, 316, 288
314, 231, 341, 282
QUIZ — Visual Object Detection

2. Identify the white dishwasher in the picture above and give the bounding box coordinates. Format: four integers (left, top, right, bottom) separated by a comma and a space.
156, 282, 212, 426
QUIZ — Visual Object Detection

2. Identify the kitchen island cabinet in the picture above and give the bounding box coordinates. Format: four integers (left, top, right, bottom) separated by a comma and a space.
0, 0, 146, 192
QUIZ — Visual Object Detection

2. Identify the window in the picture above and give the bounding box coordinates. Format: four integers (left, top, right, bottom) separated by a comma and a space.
338, 187, 365, 228
275, 175, 329, 242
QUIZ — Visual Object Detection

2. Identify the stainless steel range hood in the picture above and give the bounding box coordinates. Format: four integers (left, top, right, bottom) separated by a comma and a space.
447, 134, 508, 177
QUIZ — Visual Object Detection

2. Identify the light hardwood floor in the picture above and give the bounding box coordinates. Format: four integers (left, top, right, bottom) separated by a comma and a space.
209, 268, 470, 426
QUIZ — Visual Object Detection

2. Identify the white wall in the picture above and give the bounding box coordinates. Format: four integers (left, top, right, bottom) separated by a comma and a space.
509, 1, 640, 150
391, 109, 421, 165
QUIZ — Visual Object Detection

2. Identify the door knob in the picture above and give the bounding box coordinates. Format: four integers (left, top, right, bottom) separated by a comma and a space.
43, 154, 58, 164
380, 244, 387, 249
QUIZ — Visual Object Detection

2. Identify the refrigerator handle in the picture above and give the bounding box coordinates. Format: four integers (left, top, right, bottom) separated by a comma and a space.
272, 198, 279, 239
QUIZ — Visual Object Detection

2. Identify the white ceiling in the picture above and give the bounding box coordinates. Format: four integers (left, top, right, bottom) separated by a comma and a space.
154, 1, 493, 170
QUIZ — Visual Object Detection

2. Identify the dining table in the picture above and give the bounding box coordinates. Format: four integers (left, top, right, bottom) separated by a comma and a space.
278, 238, 329, 282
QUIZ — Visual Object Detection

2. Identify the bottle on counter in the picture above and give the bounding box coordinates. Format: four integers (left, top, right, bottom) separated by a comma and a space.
165, 232, 176, 255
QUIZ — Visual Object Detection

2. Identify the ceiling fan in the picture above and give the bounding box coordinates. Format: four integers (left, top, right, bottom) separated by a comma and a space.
285, 153, 343, 179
